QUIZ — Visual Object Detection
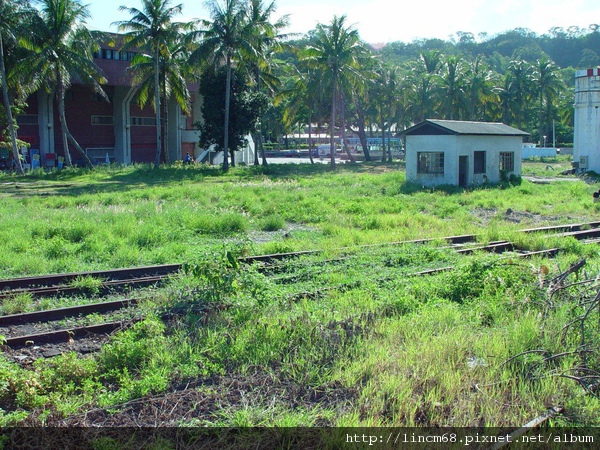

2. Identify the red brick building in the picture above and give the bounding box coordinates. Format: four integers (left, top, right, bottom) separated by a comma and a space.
16, 38, 201, 166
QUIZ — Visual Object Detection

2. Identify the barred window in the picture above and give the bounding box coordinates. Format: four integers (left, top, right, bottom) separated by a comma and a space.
499, 152, 514, 172
91, 115, 113, 125
94, 50, 136, 61
417, 152, 444, 174
131, 116, 157, 126
474, 151, 486, 174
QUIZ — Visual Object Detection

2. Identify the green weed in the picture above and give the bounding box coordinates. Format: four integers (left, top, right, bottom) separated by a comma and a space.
2, 292, 33, 314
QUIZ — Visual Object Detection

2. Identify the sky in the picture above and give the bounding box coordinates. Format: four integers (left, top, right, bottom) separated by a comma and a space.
85, 0, 600, 44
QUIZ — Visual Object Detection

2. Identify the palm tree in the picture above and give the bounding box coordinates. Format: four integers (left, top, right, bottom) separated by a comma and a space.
125, 32, 192, 164
504, 59, 534, 130
302, 15, 367, 167
372, 66, 396, 161
437, 54, 466, 120
115, 0, 189, 168
245, 0, 289, 166
406, 69, 438, 124
190, 0, 255, 172
532, 57, 563, 145
419, 50, 442, 75
0, 0, 32, 175
22, 0, 106, 168
464, 56, 496, 121
277, 65, 323, 164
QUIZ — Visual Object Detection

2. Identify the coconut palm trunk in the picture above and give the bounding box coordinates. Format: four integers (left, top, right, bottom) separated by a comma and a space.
329, 78, 337, 167
222, 54, 232, 172
308, 111, 314, 164
380, 105, 386, 162
340, 93, 355, 163
0, 33, 24, 175
56, 70, 93, 169
354, 96, 371, 161
162, 69, 171, 165
153, 48, 162, 168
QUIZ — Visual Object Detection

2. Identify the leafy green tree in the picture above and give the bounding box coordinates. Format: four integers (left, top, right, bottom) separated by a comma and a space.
196, 67, 267, 159
23, 0, 106, 168
190, 0, 255, 171
115, 0, 190, 167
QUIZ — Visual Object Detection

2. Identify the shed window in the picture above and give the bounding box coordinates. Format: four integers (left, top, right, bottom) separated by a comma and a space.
499, 152, 514, 172
474, 151, 486, 174
417, 152, 444, 174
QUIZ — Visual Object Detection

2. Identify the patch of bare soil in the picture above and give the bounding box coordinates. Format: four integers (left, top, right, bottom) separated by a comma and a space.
40, 371, 356, 427
248, 223, 318, 244
3, 334, 108, 366
523, 175, 581, 184
470, 207, 573, 226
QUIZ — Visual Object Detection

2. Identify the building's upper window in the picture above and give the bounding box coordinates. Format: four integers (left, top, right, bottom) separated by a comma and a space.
94, 49, 136, 61
17, 114, 39, 125
131, 116, 157, 126
417, 152, 444, 174
91, 115, 114, 125
500, 152, 514, 172
474, 151, 486, 174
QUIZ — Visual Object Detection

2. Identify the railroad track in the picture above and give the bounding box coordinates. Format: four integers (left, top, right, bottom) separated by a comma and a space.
0, 234, 478, 298
3, 220, 595, 296
0, 221, 597, 353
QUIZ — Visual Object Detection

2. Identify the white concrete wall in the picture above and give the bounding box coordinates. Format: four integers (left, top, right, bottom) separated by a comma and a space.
574, 70, 600, 173
405, 135, 458, 186
522, 147, 557, 159
406, 134, 522, 187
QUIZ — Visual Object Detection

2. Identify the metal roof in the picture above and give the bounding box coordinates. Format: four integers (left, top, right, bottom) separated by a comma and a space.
401, 119, 529, 137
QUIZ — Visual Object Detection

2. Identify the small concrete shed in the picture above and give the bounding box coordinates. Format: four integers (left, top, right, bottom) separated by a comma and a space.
401, 120, 528, 187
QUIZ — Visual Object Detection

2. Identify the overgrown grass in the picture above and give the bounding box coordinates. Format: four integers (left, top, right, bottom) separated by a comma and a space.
1, 162, 600, 428
1, 162, 598, 277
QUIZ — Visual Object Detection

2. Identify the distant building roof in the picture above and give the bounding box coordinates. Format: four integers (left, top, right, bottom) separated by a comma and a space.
401, 119, 529, 137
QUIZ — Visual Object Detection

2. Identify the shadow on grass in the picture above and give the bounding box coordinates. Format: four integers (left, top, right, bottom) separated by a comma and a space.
398, 177, 522, 195
0, 160, 526, 199
0, 160, 407, 197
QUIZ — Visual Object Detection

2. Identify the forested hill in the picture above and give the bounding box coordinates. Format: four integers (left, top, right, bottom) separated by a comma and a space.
378, 26, 600, 70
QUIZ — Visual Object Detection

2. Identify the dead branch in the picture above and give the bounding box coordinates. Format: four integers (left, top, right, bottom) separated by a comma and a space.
543, 348, 594, 363
499, 349, 548, 368
547, 259, 586, 291
550, 278, 598, 299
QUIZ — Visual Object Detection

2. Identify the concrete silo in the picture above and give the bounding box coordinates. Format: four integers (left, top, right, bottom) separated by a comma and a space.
574, 69, 600, 173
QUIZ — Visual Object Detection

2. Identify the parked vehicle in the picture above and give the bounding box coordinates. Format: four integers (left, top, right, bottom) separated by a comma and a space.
284, 149, 301, 157
317, 144, 337, 158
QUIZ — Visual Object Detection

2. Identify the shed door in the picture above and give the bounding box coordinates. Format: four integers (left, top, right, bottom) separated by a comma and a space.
459, 156, 468, 187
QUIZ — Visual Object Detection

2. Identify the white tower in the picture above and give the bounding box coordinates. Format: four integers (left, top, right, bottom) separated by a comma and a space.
574, 69, 600, 173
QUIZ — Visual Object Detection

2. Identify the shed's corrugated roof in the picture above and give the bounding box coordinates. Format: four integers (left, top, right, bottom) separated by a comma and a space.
402, 119, 529, 136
